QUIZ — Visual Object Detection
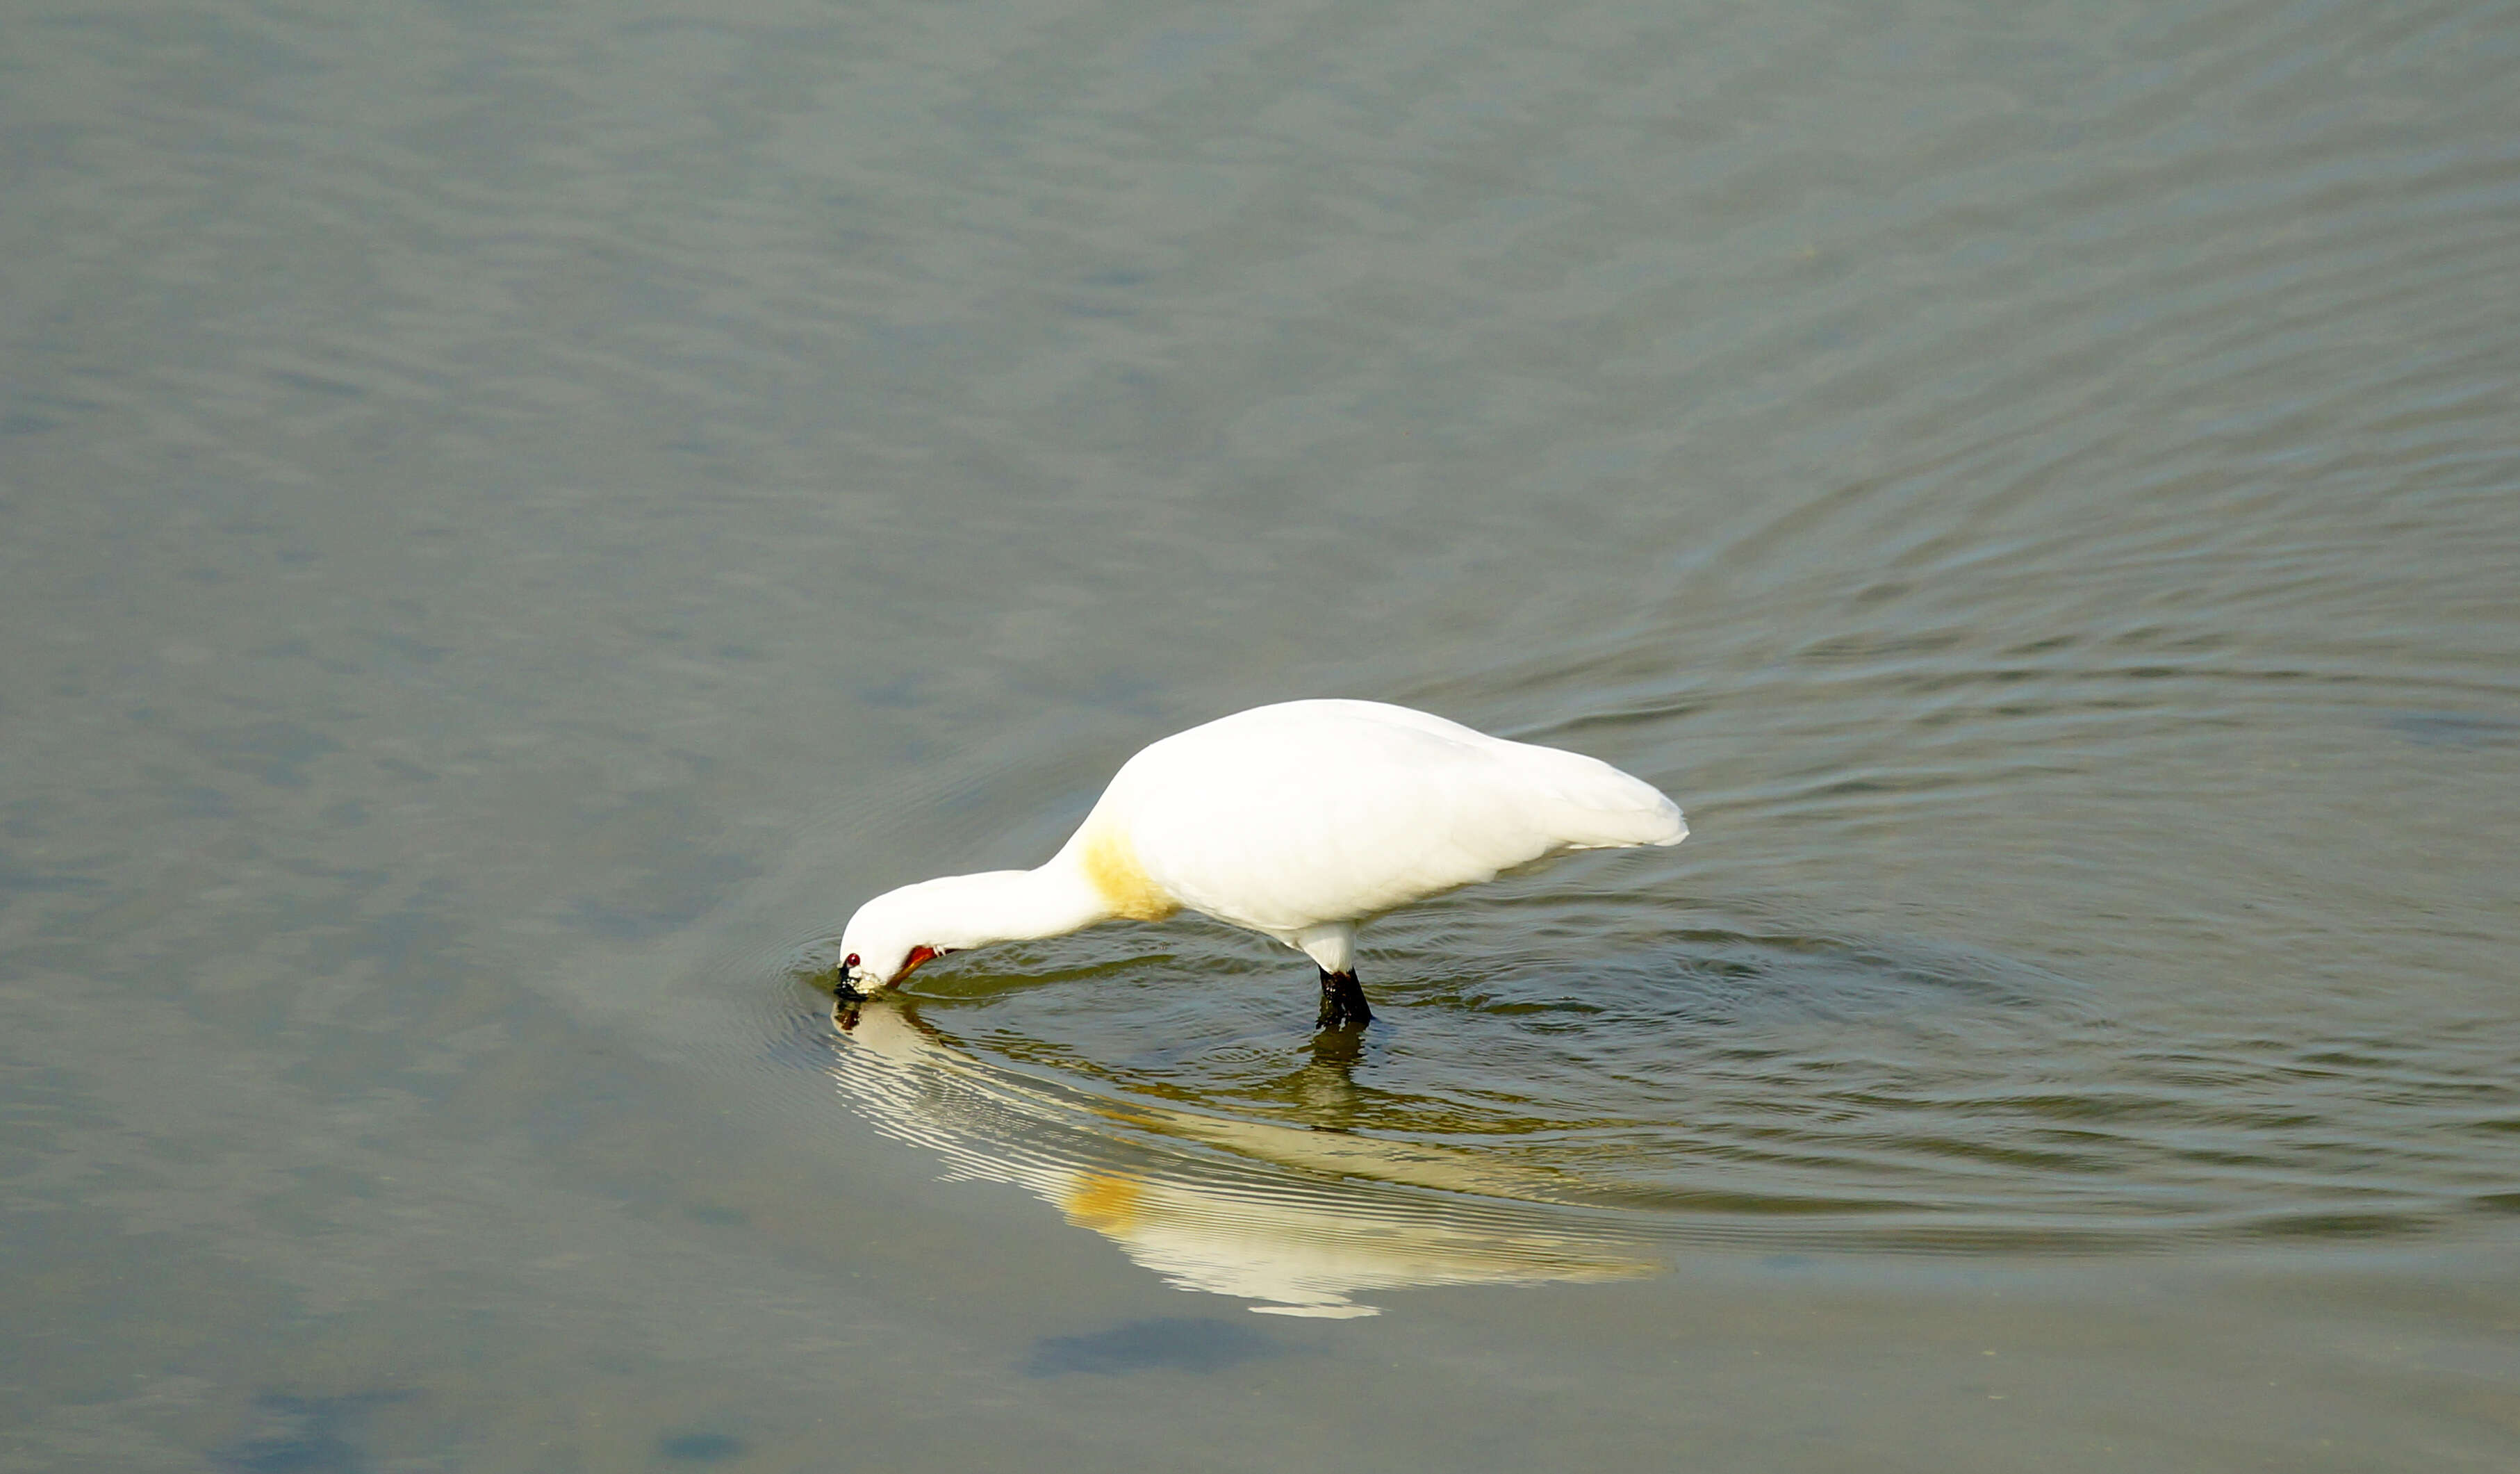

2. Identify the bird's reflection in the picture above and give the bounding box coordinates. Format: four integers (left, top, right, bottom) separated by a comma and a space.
824, 997, 1658, 1317
1192, 1023, 1369, 1131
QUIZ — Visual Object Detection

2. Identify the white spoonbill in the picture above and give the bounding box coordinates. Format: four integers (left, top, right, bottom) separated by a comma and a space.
834, 698, 1686, 1029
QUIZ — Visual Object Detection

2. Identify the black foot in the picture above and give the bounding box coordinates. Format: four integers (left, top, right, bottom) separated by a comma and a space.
1315, 969, 1373, 1030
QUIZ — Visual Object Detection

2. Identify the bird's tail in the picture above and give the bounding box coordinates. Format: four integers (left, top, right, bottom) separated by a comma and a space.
1522, 748, 1687, 850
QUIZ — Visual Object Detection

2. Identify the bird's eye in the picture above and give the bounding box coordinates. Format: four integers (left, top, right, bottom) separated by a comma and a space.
843, 953, 860, 969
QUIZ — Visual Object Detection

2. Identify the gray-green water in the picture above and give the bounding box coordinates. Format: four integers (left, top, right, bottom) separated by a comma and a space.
6, 0, 2518, 1466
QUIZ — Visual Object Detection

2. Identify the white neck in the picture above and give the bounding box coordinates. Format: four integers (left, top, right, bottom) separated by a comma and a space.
888, 859, 1114, 953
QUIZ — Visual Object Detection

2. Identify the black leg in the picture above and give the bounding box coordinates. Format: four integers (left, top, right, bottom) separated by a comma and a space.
1335, 970, 1373, 1027
1315, 968, 1373, 1030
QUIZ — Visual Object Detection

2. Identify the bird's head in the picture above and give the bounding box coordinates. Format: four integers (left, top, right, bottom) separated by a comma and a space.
833, 881, 962, 1001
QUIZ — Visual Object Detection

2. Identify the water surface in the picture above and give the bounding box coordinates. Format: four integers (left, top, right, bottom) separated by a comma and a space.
4, 0, 2517, 1466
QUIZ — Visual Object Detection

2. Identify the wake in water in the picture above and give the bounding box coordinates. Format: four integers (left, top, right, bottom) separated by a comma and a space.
778, 893, 2518, 1313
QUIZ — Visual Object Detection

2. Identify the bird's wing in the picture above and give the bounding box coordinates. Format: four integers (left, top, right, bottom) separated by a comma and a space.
1105, 707, 1677, 935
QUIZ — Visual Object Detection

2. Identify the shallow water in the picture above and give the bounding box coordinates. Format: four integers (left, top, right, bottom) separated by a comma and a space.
6, 0, 2519, 1466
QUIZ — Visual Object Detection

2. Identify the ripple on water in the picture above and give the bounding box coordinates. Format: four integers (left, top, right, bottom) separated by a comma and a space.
758, 892, 2519, 1313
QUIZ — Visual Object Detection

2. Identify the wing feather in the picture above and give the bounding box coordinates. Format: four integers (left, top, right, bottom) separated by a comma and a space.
1095, 701, 1681, 936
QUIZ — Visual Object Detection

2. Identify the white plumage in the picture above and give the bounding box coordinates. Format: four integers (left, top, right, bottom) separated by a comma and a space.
835, 699, 1686, 1028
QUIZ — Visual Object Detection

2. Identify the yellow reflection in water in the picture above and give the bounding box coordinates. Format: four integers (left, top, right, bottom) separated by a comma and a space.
823, 1000, 1658, 1318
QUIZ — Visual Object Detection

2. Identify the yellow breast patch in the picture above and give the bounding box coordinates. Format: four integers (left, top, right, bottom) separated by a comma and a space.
1060, 1171, 1145, 1233
1080, 824, 1179, 922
